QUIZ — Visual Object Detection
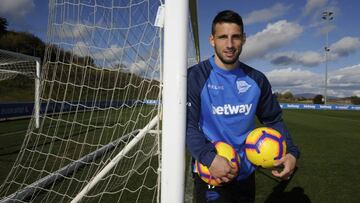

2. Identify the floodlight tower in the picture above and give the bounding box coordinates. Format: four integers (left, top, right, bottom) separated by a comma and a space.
322, 11, 334, 104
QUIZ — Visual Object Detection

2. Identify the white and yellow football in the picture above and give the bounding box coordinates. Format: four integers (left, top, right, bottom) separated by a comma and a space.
195, 141, 240, 186
245, 127, 286, 169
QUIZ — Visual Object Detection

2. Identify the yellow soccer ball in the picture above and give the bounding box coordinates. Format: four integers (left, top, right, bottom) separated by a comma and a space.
245, 127, 286, 168
195, 141, 240, 186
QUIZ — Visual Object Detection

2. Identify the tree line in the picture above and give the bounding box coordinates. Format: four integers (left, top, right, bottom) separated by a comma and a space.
275, 91, 360, 105
0, 17, 95, 66
0, 17, 160, 103
0, 17, 45, 59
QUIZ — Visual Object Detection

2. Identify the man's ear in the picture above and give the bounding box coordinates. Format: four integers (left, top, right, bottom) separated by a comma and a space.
209, 35, 215, 47
242, 33, 246, 44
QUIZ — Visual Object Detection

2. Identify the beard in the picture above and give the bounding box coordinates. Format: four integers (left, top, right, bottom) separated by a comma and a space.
214, 47, 242, 65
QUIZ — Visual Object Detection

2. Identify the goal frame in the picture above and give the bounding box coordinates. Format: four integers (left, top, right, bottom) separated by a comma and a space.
161, 1, 189, 202
0, 49, 41, 128
0, 0, 200, 202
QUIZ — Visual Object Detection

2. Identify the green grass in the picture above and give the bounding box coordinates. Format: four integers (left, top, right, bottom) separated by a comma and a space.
1, 109, 360, 202
0, 118, 29, 184
0, 106, 159, 202
0, 75, 35, 102
255, 110, 360, 203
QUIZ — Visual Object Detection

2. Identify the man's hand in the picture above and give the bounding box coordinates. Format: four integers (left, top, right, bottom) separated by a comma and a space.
208, 155, 238, 185
272, 153, 297, 180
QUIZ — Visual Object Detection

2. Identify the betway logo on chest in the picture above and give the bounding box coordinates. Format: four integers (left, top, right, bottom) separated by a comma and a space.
212, 104, 252, 115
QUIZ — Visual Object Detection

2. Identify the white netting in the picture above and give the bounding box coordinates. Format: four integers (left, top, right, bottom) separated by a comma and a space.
0, 0, 198, 202
0, 49, 39, 81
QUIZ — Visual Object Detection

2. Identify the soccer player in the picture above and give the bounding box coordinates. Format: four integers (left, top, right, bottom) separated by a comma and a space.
186, 10, 300, 203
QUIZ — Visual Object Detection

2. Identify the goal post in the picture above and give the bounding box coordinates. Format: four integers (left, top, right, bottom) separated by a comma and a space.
35, 60, 40, 128
161, 0, 189, 202
0, 0, 199, 202
0, 49, 41, 128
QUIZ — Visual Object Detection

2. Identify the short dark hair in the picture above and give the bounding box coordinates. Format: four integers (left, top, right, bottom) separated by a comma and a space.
211, 10, 244, 34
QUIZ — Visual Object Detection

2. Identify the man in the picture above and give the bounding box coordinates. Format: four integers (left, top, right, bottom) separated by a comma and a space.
186, 10, 299, 203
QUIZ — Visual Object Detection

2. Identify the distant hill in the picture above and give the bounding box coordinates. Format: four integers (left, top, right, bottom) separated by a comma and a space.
294, 93, 317, 99
295, 93, 339, 99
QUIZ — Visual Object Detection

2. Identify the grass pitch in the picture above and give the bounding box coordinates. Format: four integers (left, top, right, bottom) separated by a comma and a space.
255, 109, 360, 203
1, 109, 360, 202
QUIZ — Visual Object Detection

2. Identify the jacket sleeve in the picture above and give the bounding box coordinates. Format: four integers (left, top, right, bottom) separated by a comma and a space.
255, 73, 300, 159
186, 67, 217, 167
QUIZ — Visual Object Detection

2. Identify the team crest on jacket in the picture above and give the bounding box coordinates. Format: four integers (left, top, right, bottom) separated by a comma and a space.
236, 80, 251, 93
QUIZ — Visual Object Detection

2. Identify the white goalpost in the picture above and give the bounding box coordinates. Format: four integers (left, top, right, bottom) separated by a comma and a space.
0, 49, 41, 128
161, 0, 188, 202
0, 0, 199, 202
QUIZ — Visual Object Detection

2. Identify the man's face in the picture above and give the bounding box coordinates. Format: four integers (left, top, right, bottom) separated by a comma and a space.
210, 23, 245, 69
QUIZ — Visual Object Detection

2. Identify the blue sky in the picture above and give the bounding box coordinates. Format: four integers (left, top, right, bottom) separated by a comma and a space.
1, 0, 360, 97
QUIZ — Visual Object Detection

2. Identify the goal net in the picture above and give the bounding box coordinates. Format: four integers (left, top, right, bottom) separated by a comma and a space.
0, 49, 39, 81
0, 49, 41, 127
0, 0, 199, 203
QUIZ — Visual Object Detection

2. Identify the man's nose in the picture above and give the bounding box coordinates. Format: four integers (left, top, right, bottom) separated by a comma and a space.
226, 38, 233, 48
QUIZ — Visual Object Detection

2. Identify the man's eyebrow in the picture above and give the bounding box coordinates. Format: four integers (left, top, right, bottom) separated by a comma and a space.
216, 34, 228, 38
215, 34, 242, 38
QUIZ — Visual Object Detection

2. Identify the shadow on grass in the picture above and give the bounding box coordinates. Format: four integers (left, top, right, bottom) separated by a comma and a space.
263, 167, 311, 203
265, 184, 311, 203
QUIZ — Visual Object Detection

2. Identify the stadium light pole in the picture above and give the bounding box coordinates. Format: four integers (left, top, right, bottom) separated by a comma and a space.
322, 11, 334, 104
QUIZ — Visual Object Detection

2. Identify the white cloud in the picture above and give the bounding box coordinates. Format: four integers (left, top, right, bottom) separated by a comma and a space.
303, 0, 328, 16
328, 64, 360, 88
241, 20, 303, 61
73, 42, 123, 61
58, 23, 91, 39
352, 90, 360, 97
266, 67, 328, 96
266, 37, 360, 67
93, 45, 123, 60
0, 0, 35, 20
267, 51, 323, 67
72, 41, 90, 57
128, 60, 148, 75
317, 24, 336, 36
264, 63, 360, 97
266, 68, 321, 89
120, 60, 160, 79
244, 3, 292, 25
330, 37, 360, 57
72, 42, 159, 78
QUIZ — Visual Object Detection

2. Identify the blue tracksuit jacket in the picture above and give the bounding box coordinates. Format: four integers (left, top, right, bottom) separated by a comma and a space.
186, 56, 300, 180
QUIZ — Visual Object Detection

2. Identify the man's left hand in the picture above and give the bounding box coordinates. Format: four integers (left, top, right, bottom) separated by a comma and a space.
271, 153, 297, 180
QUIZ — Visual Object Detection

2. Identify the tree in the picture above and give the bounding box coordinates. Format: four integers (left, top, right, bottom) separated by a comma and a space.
350, 96, 360, 105
0, 31, 45, 58
282, 91, 294, 100
313, 94, 324, 104
0, 17, 8, 35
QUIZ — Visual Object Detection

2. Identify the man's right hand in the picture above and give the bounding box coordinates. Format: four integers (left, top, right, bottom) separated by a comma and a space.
208, 155, 238, 185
